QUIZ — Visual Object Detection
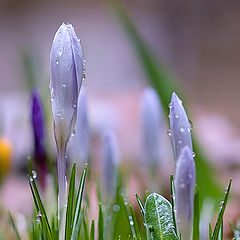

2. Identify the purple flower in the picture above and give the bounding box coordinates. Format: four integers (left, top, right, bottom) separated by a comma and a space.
175, 146, 196, 240
140, 87, 163, 171
50, 23, 84, 240
31, 88, 47, 190
169, 92, 193, 162
101, 129, 119, 198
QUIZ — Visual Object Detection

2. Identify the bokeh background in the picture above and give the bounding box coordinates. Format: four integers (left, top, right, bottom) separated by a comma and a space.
0, 0, 240, 238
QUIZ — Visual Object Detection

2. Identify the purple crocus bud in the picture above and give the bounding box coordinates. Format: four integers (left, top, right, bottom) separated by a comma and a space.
31, 88, 47, 190
50, 23, 84, 240
101, 130, 119, 198
169, 92, 193, 162
140, 87, 163, 171
175, 146, 196, 240
68, 87, 89, 164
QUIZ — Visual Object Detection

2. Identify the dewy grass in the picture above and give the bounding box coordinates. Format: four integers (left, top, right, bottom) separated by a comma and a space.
6, 22, 234, 240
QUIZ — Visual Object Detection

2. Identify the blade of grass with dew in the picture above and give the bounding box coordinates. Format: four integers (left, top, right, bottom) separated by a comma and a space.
98, 203, 104, 240
170, 174, 178, 237
129, 205, 142, 240
122, 195, 137, 239
90, 220, 95, 240
135, 193, 151, 240
218, 221, 223, 240
211, 178, 232, 240
144, 193, 179, 240
113, 3, 222, 207
65, 163, 76, 240
27, 160, 52, 239
193, 186, 200, 240
71, 164, 88, 240
209, 222, 212, 240
8, 212, 22, 240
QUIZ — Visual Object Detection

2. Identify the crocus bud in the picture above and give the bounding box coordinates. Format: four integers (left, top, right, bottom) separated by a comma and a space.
169, 92, 193, 162
50, 23, 84, 240
31, 88, 47, 190
175, 146, 196, 240
140, 87, 163, 171
68, 87, 89, 164
101, 130, 119, 198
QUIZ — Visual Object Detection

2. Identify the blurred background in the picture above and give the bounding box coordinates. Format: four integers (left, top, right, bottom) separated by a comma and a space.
0, 0, 240, 238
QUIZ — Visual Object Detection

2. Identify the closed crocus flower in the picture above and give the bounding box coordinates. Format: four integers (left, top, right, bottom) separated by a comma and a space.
175, 146, 196, 240
68, 87, 89, 164
101, 130, 119, 199
140, 87, 163, 172
50, 23, 84, 240
31, 88, 47, 190
169, 92, 193, 162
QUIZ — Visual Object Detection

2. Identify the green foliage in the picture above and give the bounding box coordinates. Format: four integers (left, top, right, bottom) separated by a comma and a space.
144, 193, 179, 240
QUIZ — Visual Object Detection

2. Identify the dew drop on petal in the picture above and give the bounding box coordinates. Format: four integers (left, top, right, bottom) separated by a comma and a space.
167, 129, 172, 136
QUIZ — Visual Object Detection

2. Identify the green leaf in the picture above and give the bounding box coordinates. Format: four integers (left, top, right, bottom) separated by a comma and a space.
65, 163, 76, 240
211, 178, 232, 240
114, 3, 222, 207
144, 193, 179, 240
193, 186, 200, 240
98, 203, 104, 240
90, 220, 95, 240
71, 164, 88, 240
8, 212, 22, 240
170, 175, 178, 237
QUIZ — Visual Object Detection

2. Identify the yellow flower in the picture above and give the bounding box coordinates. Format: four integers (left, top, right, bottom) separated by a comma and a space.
0, 138, 11, 178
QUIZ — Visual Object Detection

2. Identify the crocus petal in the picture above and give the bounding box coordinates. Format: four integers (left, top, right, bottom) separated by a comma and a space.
31, 88, 47, 189
102, 130, 119, 197
140, 87, 163, 169
68, 87, 89, 163
50, 23, 84, 152
175, 146, 196, 240
169, 92, 193, 162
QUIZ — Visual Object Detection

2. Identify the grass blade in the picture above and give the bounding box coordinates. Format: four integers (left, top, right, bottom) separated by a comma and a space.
211, 178, 232, 240
90, 219, 95, 240
98, 203, 104, 240
65, 163, 76, 240
71, 164, 88, 240
8, 212, 22, 240
170, 174, 178, 237
129, 205, 142, 240
193, 186, 200, 240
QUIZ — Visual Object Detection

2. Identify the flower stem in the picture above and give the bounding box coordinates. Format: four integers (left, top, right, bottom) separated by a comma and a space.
57, 149, 67, 240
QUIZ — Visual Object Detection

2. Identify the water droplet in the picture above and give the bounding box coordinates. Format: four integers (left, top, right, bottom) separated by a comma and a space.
113, 205, 120, 212
73, 103, 77, 108
59, 50, 63, 56
36, 217, 40, 223
167, 129, 172, 136
37, 212, 42, 218
180, 183, 185, 188
32, 170, 37, 179
189, 120, 193, 129
130, 220, 134, 226
83, 57, 86, 63
175, 114, 179, 119
178, 139, 182, 144
72, 129, 76, 137
29, 177, 33, 182
83, 73, 86, 80
50, 97, 55, 103
56, 60, 59, 65
180, 127, 185, 133
168, 103, 172, 108
168, 114, 170, 119
62, 83, 66, 88
192, 152, 196, 158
